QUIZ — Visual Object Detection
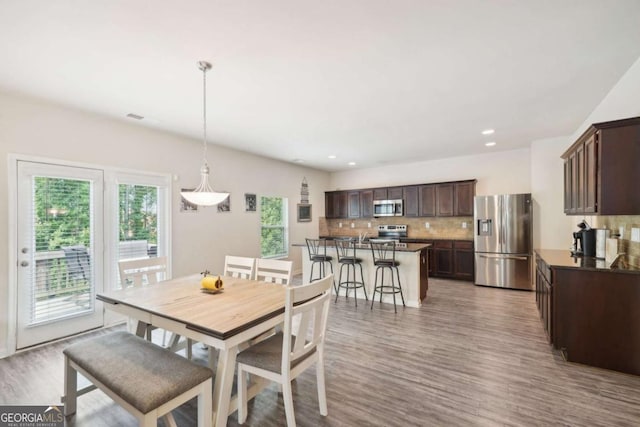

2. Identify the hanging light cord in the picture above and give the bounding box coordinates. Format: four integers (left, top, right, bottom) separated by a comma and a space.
201, 62, 208, 166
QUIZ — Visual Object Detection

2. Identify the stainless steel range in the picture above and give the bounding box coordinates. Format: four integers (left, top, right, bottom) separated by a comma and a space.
376, 225, 408, 247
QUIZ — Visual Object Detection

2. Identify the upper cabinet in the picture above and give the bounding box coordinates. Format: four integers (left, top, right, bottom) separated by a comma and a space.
562, 116, 640, 215
454, 181, 475, 216
324, 179, 476, 219
373, 186, 403, 200
325, 191, 348, 219
360, 189, 374, 218
404, 186, 419, 217
418, 184, 436, 217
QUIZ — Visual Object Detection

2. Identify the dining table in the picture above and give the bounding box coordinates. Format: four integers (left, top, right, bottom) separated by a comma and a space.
97, 273, 287, 426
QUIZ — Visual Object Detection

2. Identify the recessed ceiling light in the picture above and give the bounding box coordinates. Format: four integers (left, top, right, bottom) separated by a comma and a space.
126, 113, 144, 120
293, 158, 305, 163
348, 161, 356, 166
328, 155, 337, 159
482, 129, 495, 135
485, 142, 496, 147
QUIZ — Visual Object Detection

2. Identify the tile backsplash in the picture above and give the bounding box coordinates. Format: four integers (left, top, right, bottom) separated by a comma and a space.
591, 215, 640, 267
320, 216, 474, 240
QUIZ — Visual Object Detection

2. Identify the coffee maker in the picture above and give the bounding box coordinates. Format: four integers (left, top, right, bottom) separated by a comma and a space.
572, 221, 596, 257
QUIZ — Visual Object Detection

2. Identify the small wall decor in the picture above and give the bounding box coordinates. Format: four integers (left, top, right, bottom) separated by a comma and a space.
300, 177, 309, 203
245, 193, 257, 212
297, 177, 311, 222
297, 203, 312, 222
180, 189, 198, 212
217, 193, 231, 212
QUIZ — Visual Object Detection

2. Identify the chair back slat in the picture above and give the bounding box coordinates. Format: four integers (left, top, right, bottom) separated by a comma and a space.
282, 275, 332, 372
335, 238, 356, 260
255, 258, 293, 285
118, 256, 168, 288
305, 238, 328, 259
224, 256, 255, 279
370, 240, 397, 263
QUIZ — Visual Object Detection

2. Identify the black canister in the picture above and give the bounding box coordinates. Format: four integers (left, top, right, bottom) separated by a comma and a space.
581, 229, 597, 257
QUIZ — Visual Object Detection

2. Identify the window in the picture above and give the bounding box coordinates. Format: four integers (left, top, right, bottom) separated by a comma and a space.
260, 196, 288, 258
118, 184, 159, 261
107, 172, 170, 290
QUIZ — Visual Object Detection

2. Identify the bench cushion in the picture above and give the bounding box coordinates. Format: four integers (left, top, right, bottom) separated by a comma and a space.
64, 331, 212, 414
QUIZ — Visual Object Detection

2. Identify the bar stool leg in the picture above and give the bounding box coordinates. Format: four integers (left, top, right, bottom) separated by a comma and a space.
350, 263, 357, 307
390, 266, 397, 313
371, 267, 380, 310
336, 263, 346, 303
358, 263, 368, 301
395, 266, 406, 306
327, 260, 336, 293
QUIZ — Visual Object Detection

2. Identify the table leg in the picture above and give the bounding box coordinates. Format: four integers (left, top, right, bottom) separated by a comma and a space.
213, 347, 237, 427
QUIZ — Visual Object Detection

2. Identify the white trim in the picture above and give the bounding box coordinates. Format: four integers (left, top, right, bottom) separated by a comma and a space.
5, 153, 173, 357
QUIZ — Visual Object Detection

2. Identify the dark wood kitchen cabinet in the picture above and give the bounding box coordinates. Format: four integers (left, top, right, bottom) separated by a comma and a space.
453, 240, 474, 280
347, 191, 360, 218
325, 191, 348, 218
433, 240, 454, 276
404, 186, 419, 217
434, 180, 476, 217
535, 254, 553, 343
373, 187, 403, 200
454, 181, 475, 216
419, 185, 436, 217
436, 183, 455, 216
359, 189, 373, 218
562, 116, 640, 215
373, 188, 388, 200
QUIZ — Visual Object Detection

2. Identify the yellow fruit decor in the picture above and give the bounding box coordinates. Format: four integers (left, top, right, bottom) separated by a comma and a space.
200, 270, 223, 290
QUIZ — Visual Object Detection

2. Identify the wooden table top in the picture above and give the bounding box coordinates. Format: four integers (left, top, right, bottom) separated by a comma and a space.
97, 274, 287, 340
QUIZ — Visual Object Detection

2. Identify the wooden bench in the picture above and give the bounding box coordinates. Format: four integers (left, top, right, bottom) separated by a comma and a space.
63, 331, 213, 427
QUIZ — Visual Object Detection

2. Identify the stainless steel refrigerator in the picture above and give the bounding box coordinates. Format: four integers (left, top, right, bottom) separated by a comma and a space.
474, 193, 532, 290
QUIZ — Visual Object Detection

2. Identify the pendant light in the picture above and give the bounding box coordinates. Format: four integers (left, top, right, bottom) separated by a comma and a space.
180, 61, 229, 206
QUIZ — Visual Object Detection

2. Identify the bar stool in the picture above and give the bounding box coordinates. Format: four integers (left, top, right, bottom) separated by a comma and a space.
369, 240, 405, 313
306, 238, 336, 292
335, 238, 368, 306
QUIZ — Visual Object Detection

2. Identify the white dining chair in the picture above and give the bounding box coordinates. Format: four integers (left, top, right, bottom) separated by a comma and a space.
223, 256, 255, 279
237, 274, 333, 426
118, 256, 193, 358
255, 258, 293, 285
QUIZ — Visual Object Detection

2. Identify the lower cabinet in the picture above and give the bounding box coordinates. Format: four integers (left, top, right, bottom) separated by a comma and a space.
535, 255, 553, 343
403, 239, 474, 281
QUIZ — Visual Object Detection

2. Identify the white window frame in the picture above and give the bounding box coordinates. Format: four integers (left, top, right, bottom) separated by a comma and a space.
260, 196, 289, 259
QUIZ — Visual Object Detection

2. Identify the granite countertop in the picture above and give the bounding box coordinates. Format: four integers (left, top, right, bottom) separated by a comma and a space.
292, 242, 430, 253
535, 249, 640, 274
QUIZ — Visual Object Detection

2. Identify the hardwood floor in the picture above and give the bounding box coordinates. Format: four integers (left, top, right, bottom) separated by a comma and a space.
1, 277, 639, 426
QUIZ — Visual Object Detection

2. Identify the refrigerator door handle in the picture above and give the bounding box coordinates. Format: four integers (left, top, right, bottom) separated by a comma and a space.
478, 254, 529, 261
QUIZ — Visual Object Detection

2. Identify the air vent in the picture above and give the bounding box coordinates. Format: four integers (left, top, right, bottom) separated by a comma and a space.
126, 113, 144, 120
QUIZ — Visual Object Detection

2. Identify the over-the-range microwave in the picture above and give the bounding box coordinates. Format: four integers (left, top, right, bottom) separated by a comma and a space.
373, 199, 403, 217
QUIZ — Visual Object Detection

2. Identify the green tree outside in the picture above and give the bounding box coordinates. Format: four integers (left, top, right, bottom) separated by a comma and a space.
261, 196, 288, 257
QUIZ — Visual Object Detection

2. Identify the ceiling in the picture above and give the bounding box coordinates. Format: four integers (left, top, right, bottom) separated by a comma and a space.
2, 1, 640, 172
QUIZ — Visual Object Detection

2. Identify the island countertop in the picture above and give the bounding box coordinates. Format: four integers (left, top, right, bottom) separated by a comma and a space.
292, 242, 430, 252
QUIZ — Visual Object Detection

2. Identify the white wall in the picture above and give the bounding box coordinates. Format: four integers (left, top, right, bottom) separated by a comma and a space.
0, 90, 329, 356
330, 148, 532, 196
570, 55, 640, 142
530, 136, 574, 250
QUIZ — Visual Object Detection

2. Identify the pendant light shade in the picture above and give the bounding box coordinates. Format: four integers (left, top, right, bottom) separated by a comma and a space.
180, 61, 229, 207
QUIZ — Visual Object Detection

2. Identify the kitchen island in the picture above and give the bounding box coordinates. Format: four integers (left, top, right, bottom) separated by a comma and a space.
294, 242, 430, 308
